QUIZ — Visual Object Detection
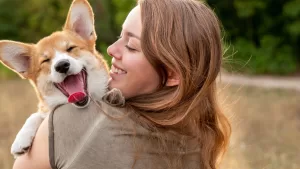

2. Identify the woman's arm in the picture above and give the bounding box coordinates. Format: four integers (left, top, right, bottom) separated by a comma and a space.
13, 115, 52, 169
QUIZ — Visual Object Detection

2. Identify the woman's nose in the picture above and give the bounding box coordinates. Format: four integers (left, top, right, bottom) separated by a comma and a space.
107, 42, 122, 60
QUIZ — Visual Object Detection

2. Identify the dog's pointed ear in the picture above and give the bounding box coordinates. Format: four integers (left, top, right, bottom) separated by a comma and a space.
64, 0, 96, 42
0, 41, 33, 79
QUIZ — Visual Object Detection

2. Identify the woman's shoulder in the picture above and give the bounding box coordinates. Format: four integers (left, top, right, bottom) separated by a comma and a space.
49, 102, 201, 169
49, 100, 139, 143
49, 101, 151, 168
50, 100, 135, 131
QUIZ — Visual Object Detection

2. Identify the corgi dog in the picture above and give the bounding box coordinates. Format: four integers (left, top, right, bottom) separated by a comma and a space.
0, 0, 110, 157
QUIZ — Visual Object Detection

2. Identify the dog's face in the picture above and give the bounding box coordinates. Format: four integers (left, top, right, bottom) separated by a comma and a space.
0, 0, 109, 110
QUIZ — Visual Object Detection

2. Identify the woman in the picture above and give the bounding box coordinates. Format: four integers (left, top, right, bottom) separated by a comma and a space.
13, 0, 230, 169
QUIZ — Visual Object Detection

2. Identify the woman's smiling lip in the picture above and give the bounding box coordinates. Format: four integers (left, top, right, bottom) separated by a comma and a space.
112, 63, 126, 72
109, 69, 126, 81
110, 64, 127, 76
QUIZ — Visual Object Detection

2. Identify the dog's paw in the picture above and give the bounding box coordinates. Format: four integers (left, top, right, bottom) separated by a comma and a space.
11, 132, 35, 158
102, 88, 125, 106
10, 112, 45, 158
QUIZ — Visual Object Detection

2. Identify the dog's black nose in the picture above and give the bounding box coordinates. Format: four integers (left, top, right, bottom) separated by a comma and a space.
55, 60, 70, 74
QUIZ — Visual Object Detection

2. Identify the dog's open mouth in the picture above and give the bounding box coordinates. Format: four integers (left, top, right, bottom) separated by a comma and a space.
54, 69, 89, 107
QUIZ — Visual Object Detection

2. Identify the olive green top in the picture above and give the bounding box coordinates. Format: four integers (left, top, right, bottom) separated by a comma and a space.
48, 101, 201, 169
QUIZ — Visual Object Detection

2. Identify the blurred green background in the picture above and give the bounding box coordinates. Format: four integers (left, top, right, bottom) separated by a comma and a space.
0, 0, 300, 169
0, 0, 299, 79
0, 0, 136, 79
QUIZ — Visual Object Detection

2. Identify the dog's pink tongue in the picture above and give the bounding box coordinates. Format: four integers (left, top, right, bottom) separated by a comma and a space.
61, 74, 86, 103
68, 92, 86, 103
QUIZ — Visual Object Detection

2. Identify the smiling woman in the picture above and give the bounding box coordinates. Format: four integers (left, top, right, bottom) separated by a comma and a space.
13, 0, 230, 169
107, 6, 161, 99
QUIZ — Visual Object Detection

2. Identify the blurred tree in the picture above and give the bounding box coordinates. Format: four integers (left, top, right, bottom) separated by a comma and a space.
208, 0, 300, 74
0, 0, 136, 78
0, 0, 299, 77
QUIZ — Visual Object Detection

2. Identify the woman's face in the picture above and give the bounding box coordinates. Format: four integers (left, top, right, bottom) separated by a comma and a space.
107, 6, 160, 99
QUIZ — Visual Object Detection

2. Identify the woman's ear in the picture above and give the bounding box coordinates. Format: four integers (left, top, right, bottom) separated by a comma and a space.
166, 69, 180, 87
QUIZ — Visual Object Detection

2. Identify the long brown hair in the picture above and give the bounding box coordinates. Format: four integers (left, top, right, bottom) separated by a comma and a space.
126, 0, 231, 168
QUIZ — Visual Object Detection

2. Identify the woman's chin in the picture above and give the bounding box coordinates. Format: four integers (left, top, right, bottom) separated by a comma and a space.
108, 80, 123, 93
108, 80, 117, 90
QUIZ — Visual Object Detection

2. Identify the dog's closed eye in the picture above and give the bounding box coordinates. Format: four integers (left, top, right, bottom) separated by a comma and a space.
41, 58, 51, 64
67, 46, 77, 52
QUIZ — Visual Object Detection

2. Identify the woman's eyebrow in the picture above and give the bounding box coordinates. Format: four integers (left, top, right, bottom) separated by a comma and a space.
122, 26, 140, 40
126, 32, 140, 40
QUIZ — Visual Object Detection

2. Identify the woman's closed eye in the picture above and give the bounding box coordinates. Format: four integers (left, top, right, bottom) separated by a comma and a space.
117, 35, 139, 52
125, 45, 137, 52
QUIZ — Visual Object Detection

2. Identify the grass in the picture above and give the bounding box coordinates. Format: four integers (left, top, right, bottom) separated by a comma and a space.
219, 84, 300, 169
0, 65, 17, 80
0, 80, 37, 169
0, 80, 299, 169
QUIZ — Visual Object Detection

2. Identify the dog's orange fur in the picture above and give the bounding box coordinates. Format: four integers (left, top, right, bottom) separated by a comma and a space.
0, 0, 109, 113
